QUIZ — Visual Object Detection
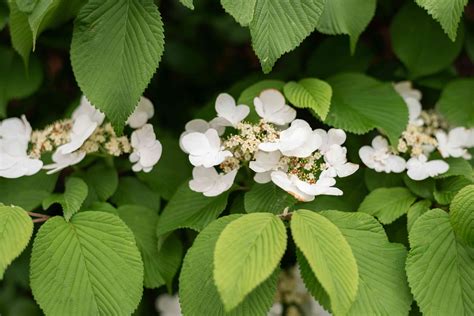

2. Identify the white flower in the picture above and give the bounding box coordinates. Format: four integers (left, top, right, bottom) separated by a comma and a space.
179, 119, 225, 152
267, 303, 283, 316
394, 81, 422, 101
181, 129, 232, 168
249, 151, 282, 184
126, 97, 154, 128
394, 81, 423, 126
467, 129, 474, 147
43, 150, 86, 174
189, 167, 238, 197
406, 154, 449, 180
73, 96, 105, 125
155, 294, 182, 316
259, 119, 321, 158
0, 116, 42, 178
254, 89, 296, 125
57, 114, 98, 154
359, 136, 406, 173
315, 128, 347, 154
323, 144, 359, 178
212, 93, 249, 127
436, 127, 472, 159
271, 171, 342, 202
129, 124, 162, 173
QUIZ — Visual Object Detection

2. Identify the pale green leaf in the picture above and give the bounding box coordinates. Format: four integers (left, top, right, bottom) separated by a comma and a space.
358, 187, 417, 224
117, 205, 162, 288
407, 200, 431, 232
415, 0, 468, 41
71, 0, 164, 132
221, 0, 256, 26
30, 212, 143, 316
0, 205, 33, 279
326, 73, 408, 145
249, 0, 325, 73
316, 0, 376, 51
111, 177, 160, 211
156, 182, 229, 236
178, 0, 194, 10
450, 184, 474, 246
180, 215, 278, 315
244, 182, 297, 215
42, 177, 88, 221
391, 3, 464, 78
82, 163, 118, 201
434, 176, 472, 205
403, 174, 435, 200
436, 157, 473, 180
436, 79, 474, 127
291, 210, 358, 316
214, 213, 286, 311
283, 78, 332, 120
406, 208, 474, 315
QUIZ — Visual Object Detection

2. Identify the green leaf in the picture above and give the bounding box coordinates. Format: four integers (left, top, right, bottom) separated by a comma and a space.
71, 0, 164, 132
415, 0, 468, 41
0, 171, 58, 211
156, 233, 183, 291
249, 0, 325, 73
221, 0, 256, 26
30, 212, 143, 315
449, 184, 474, 246
403, 174, 435, 200
436, 79, 474, 127
0, 46, 43, 117
358, 187, 417, 224
390, 3, 464, 78
467, 28, 474, 63
42, 177, 88, 221
244, 182, 297, 215
0, 3, 9, 32
117, 205, 162, 288
87, 201, 118, 215
214, 213, 286, 311
316, 0, 376, 51
7, 0, 33, 66
320, 211, 412, 315
82, 163, 118, 201
326, 73, 408, 145
291, 210, 358, 316
407, 200, 431, 232
111, 177, 160, 211
0, 205, 33, 279
178, 0, 194, 10
283, 78, 332, 120
238, 79, 285, 105
156, 182, 229, 236
434, 176, 473, 205
28, 0, 85, 48
137, 135, 191, 200
180, 215, 278, 315
406, 208, 474, 315
364, 168, 404, 191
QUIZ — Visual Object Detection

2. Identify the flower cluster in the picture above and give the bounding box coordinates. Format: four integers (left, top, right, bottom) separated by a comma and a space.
359, 82, 474, 181
0, 96, 162, 178
180, 89, 359, 201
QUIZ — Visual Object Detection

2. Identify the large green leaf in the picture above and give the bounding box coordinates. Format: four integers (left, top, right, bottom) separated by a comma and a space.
450, 185, 474, 246
291, 210, 358, 316
436, 79, 474, 127
0, 46, 43, 117
82, 163, 118, 202
156, 182, 229, 236
221, 0, 256, 26
7, 0, 32, 66
0, 205, 33, 279
321, 211, 412, 315
364, 168, 404, 191
407, 200, 431, 232
71, 0, 164, 131
390, 3, 464, 78
415, 0, 468, 41
244, 182, 297, 215
316, 0, 376, 51
30, 212, 143, 316
180, 215, 278, 315
0, 3, 8, 31
326, 73, 408, 145
358, 187, 417, 224
42, 177, 88, 221
435, 157, 473, 180
117, 205, 162, 288
111, 177, 160, 211
214, 213, 286, 311
156, 233, 183, 291
0, 171, 58, 211
434, 176, 472, 205
406, 208, 474, 315
283, 78, 332, 120
249, 0, 325, 73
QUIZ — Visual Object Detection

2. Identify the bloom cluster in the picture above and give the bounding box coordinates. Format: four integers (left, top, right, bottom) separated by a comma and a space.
359, 82, 474, 181
0, 96, 162, 178
180, 89, 359, 201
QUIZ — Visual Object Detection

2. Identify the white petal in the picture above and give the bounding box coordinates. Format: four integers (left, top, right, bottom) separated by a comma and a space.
327, 128, 346, 146
215, 93, 236, 117
181, 132, 210, 156
254, 171, 272, 183
372, 136, 389, 150
127, 97, 155, 128
386, 155, 406, 173
185, 119, 210, 133
426, 160, 449, 177
336, 163, 359, 177
359, 146, 375, 168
